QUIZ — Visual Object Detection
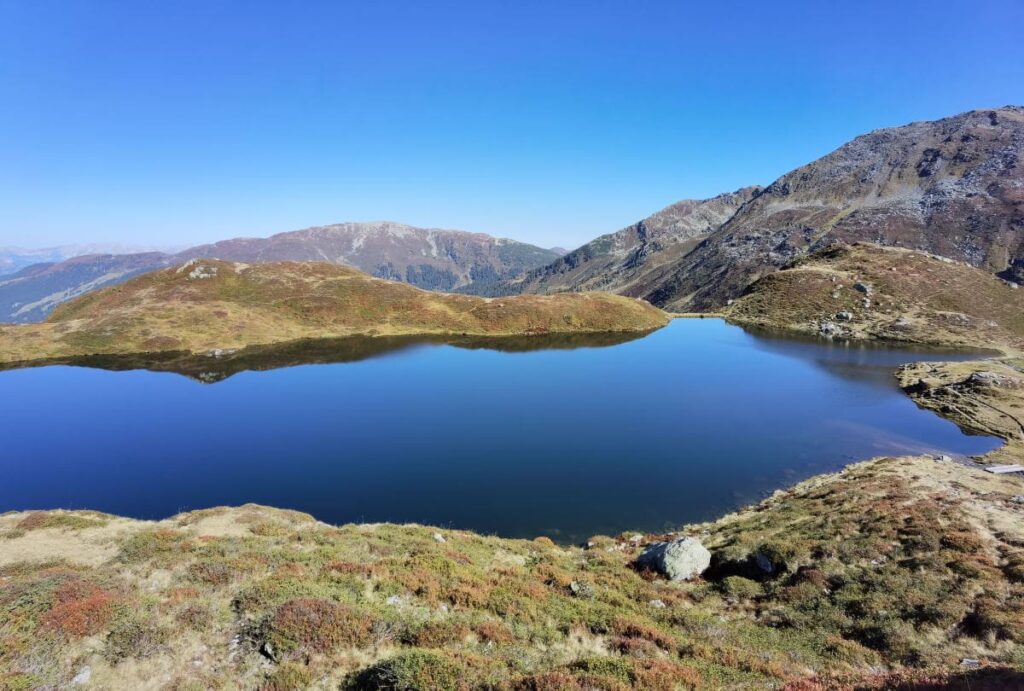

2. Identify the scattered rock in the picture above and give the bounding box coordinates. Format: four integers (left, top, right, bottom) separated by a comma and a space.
891, 317, 912, 331
754, 550, 777, 575
70, 666, 91, 686
967, 371, 1017, 388
432, 532, 446, 543
835, 311, 853, 322
1011, 495, 1024, 504
960, 658, 981, 669
385, 595, 403, 606
854, 282, 873, 295
648, 599, 667, 609
260, 641, 276, 662
636, 537, 711, 581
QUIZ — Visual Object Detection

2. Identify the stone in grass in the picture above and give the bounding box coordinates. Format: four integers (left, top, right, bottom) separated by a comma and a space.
637, 537, 711, 581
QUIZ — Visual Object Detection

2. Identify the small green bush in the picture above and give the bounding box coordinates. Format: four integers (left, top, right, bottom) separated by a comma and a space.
347, 649, 462, 690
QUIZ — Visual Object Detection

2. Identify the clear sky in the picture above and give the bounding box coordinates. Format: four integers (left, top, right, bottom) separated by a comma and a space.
1, 1, 1022, 251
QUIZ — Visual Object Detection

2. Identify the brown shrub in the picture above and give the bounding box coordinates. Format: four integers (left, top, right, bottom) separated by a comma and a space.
633, 659, 702, 690
325, 561, 376, 577
187, 560, 233, 586
965, 596, 1024, 642
176, 603, 212, 630
408, 620, 470, 648
474, 620, 513, 644
268, 598, 375, 655
940, 531, 987, 553
610, 636, 661, 658
40, 581, 115, 638
513, 672, 584, 691
610, 617, 675, 651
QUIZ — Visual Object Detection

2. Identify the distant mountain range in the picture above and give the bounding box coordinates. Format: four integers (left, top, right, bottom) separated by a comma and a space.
0, 223, 561, 323
0, 244, 174, 277
3, 105, 1021, 323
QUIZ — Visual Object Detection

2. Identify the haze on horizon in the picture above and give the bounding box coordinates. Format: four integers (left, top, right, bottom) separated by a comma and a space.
1, 0, 1022, 251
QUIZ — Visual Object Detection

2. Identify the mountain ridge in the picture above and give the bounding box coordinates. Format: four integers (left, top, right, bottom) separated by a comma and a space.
645, 105, 1024, 310
477, 186, 762, 297
0, 222, 561, 323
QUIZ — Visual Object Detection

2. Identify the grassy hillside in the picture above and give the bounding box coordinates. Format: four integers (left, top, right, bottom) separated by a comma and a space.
3, 450, 1024, 690
0, 259, 668, 365
726, 243, 1024, 353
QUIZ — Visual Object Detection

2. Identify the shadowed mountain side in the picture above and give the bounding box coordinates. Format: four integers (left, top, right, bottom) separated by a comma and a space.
478, 186, 761, 297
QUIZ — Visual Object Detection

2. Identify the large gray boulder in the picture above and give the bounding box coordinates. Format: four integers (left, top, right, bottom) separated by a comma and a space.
637, 537, 711, 581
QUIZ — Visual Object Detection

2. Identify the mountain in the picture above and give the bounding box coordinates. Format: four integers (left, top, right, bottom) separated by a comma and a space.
0, 248, 68, 276
181, 221, 560, 291
0, 243, 171, 277
0, 252, 175, 323
483, 187, 761, 297
646, 106, 1024, 310
0, 223, 560, 323
0, 259, 668, 364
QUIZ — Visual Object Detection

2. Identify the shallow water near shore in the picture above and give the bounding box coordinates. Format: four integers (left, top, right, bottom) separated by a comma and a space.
0, 319, 1000, 542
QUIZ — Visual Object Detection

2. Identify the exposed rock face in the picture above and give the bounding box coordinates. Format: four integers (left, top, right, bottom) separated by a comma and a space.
0, 223, 560, 323
645, 106, 1024, 310
486, 187, 761, 297
184, 222, 559, 293
637, 537, 711, 581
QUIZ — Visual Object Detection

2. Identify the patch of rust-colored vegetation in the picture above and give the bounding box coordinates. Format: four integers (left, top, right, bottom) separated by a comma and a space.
2, 462, 1024, 689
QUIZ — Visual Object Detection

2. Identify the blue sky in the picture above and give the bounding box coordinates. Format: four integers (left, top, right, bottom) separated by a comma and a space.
1, 1, 1022, 250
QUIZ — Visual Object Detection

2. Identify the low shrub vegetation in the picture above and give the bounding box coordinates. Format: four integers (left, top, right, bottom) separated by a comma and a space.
2, 453, 1024, 688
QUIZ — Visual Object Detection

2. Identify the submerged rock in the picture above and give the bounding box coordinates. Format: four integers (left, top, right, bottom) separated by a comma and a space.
637, 537, 711, 581
819, 321, 838, 336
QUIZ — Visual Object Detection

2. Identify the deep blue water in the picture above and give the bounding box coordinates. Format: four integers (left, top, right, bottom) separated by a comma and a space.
0, 319, 1000, 542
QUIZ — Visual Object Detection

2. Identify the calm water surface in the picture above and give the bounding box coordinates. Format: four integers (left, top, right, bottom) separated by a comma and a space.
0, 319, 1000, 542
